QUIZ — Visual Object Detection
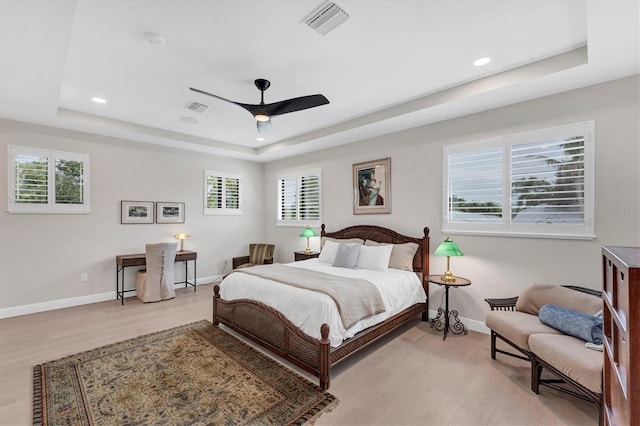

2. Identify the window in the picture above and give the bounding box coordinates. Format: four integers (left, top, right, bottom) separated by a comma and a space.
443, 121, 594, 239
277, 168, 321, 226
204, 170, 242, 215
8, 145, 90, 213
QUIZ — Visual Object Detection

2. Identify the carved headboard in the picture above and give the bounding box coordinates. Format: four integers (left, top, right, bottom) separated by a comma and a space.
320, 224, 430, 277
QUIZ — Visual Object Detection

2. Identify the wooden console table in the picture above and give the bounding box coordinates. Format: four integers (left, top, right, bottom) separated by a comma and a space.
115, 250, 197, 305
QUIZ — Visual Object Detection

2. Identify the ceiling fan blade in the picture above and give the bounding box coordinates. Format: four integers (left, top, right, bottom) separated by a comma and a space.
190, 82, 329, 131
264, 94, 329, 116
189, 87, 238, 106
257, 118, 272, 133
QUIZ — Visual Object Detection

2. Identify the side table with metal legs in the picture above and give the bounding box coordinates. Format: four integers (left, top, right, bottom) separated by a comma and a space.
427, 275, 471, 340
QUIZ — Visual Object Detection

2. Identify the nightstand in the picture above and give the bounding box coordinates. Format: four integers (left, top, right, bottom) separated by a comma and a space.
294, 251, 320, 261
427, 274, 471, 340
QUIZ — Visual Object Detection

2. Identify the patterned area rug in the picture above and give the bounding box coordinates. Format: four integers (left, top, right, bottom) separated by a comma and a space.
33, 320, 337, 425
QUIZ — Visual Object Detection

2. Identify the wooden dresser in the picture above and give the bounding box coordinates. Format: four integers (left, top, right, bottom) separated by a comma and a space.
602, 246, 640, 425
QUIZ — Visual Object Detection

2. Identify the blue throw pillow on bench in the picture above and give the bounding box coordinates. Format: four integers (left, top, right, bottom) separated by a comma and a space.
538, 304, 603, 345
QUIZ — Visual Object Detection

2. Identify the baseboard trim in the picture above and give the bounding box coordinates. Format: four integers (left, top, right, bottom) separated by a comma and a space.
0, 276, 220, 319
0, 292, 115, 319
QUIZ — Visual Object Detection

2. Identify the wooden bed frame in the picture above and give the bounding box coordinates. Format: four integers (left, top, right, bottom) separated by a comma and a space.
212, 224, 430, 389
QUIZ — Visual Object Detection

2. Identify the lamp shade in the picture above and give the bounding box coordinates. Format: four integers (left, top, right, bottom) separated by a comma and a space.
175, 233, 190, 240
434, 237, 463, 257
299, 227, 317, 238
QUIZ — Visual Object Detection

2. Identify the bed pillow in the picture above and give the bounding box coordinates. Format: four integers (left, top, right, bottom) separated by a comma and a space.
318, 240, 340, 263
365, 240, 418, 271
332, 243, 361, 269
356, 244, 393, 272
321, 236, 364, 248
538, 304, 603, 344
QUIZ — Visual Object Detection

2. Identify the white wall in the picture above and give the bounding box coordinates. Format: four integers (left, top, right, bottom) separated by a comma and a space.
264, 76, 640, 326
0, 119, 265, 315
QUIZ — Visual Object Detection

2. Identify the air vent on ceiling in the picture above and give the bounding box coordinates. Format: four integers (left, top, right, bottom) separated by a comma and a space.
184, 101, 209, 113
303, 1, 349, 36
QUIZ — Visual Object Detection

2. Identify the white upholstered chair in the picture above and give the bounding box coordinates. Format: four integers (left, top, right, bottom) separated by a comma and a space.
135, 242, 178, 302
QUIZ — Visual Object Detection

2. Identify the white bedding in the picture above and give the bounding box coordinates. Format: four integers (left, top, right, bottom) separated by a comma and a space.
219, 259, 426, 347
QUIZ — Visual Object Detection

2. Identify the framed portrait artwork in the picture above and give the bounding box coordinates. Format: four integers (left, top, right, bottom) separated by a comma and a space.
353, 158, 391, 214
121, 201, 154, 224
156, 201, 185, 224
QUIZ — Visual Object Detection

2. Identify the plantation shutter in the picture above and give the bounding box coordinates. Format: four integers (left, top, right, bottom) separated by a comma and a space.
278, 176, 297, 221
447, 148, 502, 223
510, 136, 585, 224
206, 175, 223, 209
299, 175, 320, 221
8, 145, 90, 213
14, 152, 49, 205
277, 168, 321, 225
204, 170, 242, 215
443, 121, 593, 239
225, 177, 240, 210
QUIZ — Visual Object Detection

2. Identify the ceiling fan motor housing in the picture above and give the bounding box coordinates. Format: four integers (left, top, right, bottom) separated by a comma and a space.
255, 79, 271, 91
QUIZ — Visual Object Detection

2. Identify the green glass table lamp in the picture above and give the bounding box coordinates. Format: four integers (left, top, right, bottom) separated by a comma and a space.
300, 227, 317, 254
434, 236, 464, 282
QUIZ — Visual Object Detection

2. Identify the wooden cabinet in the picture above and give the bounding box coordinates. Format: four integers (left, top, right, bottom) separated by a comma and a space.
602, 246, 640, 426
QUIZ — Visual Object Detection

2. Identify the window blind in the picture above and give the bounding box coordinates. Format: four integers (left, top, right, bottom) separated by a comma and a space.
204, 170, 242, 215
510, 137, 585, 224
8, 145, 90, 213
277, 169, 321, 225
447, 148, 502, 223
225, 177, 240, 210
442, 121, 594, 239
14, 153, 48, 204
206, 175, 223, 209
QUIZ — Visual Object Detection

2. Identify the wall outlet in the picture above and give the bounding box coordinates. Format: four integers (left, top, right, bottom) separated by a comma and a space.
80, 272, 88, 282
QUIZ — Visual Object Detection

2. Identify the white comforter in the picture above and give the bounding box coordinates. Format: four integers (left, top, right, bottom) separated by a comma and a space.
219, 259, 426, 347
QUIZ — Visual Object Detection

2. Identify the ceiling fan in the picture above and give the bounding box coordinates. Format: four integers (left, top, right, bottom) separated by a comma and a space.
189, 79, 329, 132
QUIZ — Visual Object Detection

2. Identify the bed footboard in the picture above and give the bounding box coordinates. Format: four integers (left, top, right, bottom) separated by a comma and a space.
214, 285, 425, 390
213, 284, 332, 389
212, 223, 430, 390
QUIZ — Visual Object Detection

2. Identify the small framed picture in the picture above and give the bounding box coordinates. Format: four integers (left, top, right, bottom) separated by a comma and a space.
121, 201, 155, 224
156, 202, 185, 224
353, 157, 391, 215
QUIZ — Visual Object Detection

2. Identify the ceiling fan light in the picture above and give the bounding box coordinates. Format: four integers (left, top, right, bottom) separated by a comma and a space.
255, 114, 270, 122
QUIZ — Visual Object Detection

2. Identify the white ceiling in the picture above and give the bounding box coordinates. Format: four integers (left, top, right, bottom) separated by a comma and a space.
0, 0, 638, 162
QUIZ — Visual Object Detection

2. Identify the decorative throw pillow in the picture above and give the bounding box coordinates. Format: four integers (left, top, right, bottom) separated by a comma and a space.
332, 243, 361, 269
356, 244, 393, 272
318, 240, 340, 264
365, 240, 418, 271
538, 304, 603, 344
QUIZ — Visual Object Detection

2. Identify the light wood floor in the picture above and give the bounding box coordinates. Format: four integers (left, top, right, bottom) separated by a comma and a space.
0, 284, 598, 426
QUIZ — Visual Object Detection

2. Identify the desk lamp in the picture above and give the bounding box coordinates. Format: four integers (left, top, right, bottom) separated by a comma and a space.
300, 227, 317, 254
175, 233, 190, 252
434, 236, 463, 282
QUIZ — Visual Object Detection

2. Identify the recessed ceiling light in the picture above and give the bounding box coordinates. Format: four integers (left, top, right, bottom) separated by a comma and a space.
91, 97, 106, 104
179, 116, 199, 124
473, 57, 491, 67
256, 137, 264, 141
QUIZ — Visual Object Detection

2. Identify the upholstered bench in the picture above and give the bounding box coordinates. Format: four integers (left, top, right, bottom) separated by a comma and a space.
529, 333, 602, 396
485, 283, 603, 419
